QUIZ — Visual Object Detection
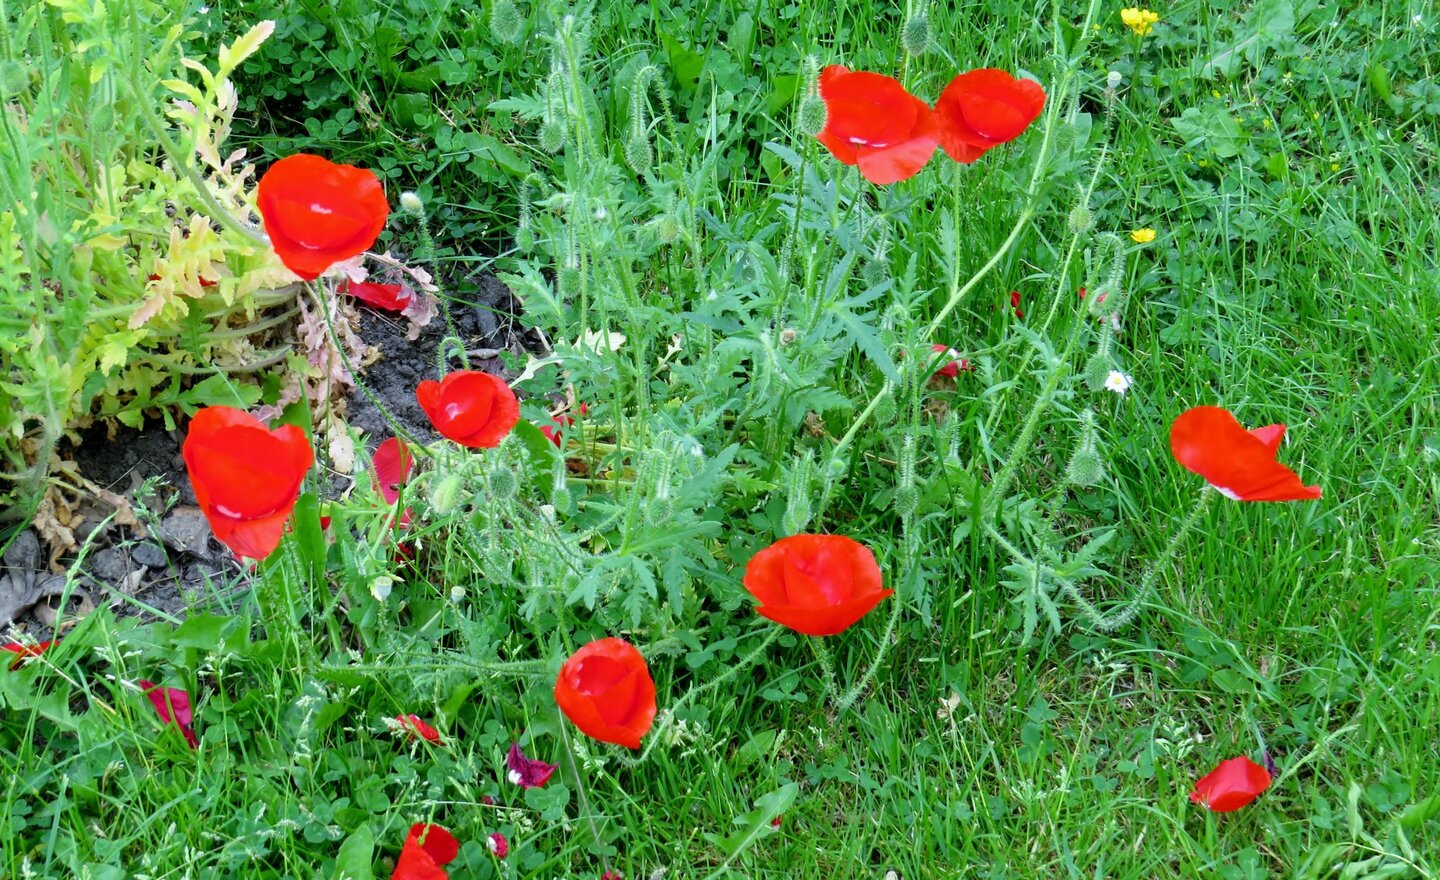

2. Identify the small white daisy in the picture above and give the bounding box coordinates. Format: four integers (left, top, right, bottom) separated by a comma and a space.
1104, 370, 1133, 396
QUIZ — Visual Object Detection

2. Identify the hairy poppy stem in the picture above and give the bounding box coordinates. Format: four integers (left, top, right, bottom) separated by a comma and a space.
810, 636, 840, 699
306, 282, 421, 449
627, 628, 782, 765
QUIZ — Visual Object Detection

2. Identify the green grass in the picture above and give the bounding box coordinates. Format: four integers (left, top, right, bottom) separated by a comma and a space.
4, 0, 1439, 878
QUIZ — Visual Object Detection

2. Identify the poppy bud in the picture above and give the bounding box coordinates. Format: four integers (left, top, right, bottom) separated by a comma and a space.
797, 94, 828, 138
400, 191, 425, 215
430, 472, 466, 514
861, 258, 889, 289
779, 327, 798, 345
1084, 353, 1112, 392
488, 463, 519, 501
1067, 203, 1093, 236
490, 0, 523, 44
893, 435, 918, 518
538, 120, 567, 153
1106, 70, 1123, 89
1066, 447, 1105, 488
514, 224, 536, 252
900, 11, 930, 57
370, 575, 394, 602
558, 265, 582, 297
781, 451, 815, 536
625, 132, 654, 174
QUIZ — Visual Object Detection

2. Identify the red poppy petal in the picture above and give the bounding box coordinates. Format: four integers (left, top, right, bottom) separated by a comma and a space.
816, 127, 860, 165
345, 279, 411, 311
819, 69, 919, 149
372, 438, 414, 505
416, 380, 442, 424
854, 94, 939, 184
555, 639, 656, 749
1247, 423, 1286, 455
430, 372, 520, 448
207, 506, 294, 561
1170, 407, 1320, 501
756, 588, 894, 637
952, 69, 1046, 143
1190, 757, 1271, 812
257, 154, 389, 281
408, 824, 459, 866
183, 408, 312, 518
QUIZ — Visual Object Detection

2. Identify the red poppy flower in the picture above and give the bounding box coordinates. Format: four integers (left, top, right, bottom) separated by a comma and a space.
601, 872, 623, 880
539, 414, 574, 446
1189, 756, 1272, 812
742, 534, 892, 637
182, 406, 314, 561
486, 832, 509, 859
815, 65, 939, 185
554, 638, 657, 750
506, 742, 557, 788
1169, 406, 1322, 502
343, 279, 412, 311
138, 679, 198, 748
3, 640, 55, 669
393, 824, 459, 880
1010, 289, 1023, 319
934, 69, 1046, 164
256, 154, 389, 281
396, 714, 442, 744
930, 344, 972, 380
417, 371, 521, 449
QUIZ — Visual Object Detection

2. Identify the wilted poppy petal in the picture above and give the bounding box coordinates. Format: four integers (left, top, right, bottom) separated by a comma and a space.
1189, 756, 1272, 812
396, 714, 442, 744
138, 679, 198, 748
344, 279, 412, 311
1169, 406, 1321, 502
506, 742, 557, 788
393, 823, 459, 880
3, 640, 55, 669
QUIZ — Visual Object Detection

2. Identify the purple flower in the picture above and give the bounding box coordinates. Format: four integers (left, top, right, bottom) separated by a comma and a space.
506, 742, 557, 788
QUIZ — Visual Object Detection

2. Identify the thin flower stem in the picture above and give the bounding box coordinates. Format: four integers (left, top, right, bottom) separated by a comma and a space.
1082, 488, 1215, 631
625, 628, 782, 766
811, 635, 839, 700
556, 717, 611, 876
306, 281, 420, 448
833, 583, 903, 717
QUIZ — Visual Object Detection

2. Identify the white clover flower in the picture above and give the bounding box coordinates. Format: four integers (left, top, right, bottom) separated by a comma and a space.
1104, 370, 1133, 396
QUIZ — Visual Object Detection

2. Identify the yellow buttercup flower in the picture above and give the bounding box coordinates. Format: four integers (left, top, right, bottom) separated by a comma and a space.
1121, 7, 1160, 36
1130, 227, 1156, 244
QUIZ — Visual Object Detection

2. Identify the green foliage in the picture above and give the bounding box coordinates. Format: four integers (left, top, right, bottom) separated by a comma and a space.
0, 6, 297, 514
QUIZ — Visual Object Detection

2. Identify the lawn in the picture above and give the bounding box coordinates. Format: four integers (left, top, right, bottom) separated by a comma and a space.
2, 1, 1437, 878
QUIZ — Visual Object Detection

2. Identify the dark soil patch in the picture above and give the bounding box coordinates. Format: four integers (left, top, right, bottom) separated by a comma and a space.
3, 271, 533, 636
